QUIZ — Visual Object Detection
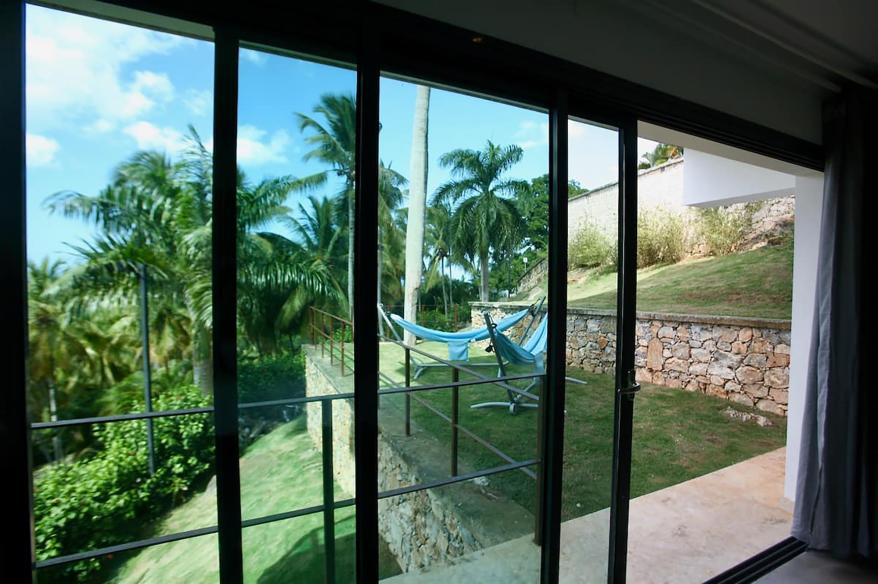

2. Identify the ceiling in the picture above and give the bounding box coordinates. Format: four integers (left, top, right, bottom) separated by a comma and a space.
376, 0, 877, 144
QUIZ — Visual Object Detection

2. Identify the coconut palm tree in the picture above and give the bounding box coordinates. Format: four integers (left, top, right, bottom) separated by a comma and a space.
424, 203, 454, 316
403, 85, 430, 345
638, 143, 683, 169
47, 127, 335, 392
433, 141, 527, 302
294, 93, 406, 317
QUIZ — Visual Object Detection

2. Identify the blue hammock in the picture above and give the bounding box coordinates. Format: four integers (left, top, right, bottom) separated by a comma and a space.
492, 316, 548, 372
390, 308, 530, 361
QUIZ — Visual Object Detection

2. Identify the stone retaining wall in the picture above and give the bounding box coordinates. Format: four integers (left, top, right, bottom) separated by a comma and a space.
304, 346, 526, 572
471, 303, 791, 416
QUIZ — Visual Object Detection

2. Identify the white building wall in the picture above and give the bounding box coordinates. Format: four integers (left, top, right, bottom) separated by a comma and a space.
785, 175, 824, 501
683, 149, 796, 207
567, 159, 683, 241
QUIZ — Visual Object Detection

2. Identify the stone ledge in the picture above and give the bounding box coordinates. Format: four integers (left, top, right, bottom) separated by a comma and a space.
470, 302, 790, 330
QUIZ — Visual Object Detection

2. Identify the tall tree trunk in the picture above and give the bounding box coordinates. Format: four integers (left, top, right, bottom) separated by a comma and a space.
446, 251, 454, 309
48, 383, 62, 462
479, 248, 490, 302
441, 255, 449, 318
192, 325, 213, 396
377, 225, 384, 337
403, 85, 431, 345
347, 190, 355, 320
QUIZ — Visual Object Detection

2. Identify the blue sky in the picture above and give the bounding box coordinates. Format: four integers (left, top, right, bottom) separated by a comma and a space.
25, 5, 654, 262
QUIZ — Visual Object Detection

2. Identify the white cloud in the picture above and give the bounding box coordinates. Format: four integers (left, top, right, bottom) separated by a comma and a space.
515, 120, 549, 150
26, 133, 60, 166
25, 6, 187, 131
123, 121, 188, 154
235, 126, 289, 166
184, 89, 212, 117
240, 49, 267, 66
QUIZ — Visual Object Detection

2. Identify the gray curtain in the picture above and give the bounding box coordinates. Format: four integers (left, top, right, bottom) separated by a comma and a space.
791, 88, 876, 559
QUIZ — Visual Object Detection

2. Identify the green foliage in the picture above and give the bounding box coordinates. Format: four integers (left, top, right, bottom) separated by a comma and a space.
638, 143, 683, 169
696, 202, 762, 256
416, 307, 465, 332
569, 221, 617, 270
637, 208, 685, 267
238, 353, 306, 405
33, 385, 213, 583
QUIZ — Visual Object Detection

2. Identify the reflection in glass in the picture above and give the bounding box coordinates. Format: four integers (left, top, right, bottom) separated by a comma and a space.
376, 75, 547, 579
25, 5, 216, 581
235, 45, 364, 581
559, 118, 621, 582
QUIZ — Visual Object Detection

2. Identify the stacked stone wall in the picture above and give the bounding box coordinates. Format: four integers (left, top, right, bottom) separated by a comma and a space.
471, 303, 790, 415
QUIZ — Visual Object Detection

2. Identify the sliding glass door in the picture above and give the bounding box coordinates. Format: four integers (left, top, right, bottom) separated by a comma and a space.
16, 4, 639, 582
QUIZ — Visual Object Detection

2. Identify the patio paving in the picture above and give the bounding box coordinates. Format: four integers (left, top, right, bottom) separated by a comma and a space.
384, 447, 791, 583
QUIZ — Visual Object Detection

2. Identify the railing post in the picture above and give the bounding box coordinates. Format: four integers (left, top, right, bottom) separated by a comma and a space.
404, 347, 411, 436
320, 312, 325, 359
310, 308, 315, 345
451, 368, 460, 476
535, 376, 546, 545
329, 316, 335, 366
340, 322, 346, 376
321, 399, 336, 584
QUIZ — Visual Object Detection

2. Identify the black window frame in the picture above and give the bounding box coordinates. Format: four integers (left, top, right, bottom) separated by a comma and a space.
2, 1, 822, 583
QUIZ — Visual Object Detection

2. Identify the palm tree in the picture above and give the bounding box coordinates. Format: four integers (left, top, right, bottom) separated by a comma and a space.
433, 141, 527, 302
424, 203, 454, 316
638, 143, 683, 169
295, 94, 358, 315
403, 85, 430, 345
48, 128, 334, 391
295, 93, 406, 318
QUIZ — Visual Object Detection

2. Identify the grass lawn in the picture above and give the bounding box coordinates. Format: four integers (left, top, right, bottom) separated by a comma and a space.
518, 244, 793, 320
378, 342, 786, 522
112, 417, 401, 583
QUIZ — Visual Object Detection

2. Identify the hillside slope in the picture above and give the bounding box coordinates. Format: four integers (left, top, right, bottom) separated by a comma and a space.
517, 244, 792, 320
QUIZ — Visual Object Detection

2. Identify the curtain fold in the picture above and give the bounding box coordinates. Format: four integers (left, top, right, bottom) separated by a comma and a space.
791, 88, 876, 560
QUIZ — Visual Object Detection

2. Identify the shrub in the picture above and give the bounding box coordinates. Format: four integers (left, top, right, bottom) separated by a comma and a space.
238, 353, 306, 405
417, 308, 459, 332
637, 208, 685, 267
569, 221, 616, 270
697, 202, 762, 256
33, 385, 214, 582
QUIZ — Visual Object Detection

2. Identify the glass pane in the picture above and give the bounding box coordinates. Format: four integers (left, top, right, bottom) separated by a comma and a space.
25, 5, 215, 581
376, 75, 547, 579
235, 45, 358, 525
377, 468, 539, 581
559, 118, 621, 582
626, 133, 792, 582
31, 416, 217, 568
37, 534, 219, 584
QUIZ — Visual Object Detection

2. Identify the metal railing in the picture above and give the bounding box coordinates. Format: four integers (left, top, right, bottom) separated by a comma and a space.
308, 307, 354, 376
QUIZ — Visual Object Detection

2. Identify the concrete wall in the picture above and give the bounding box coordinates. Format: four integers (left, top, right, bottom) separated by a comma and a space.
376, 0, 827, 143
784, 175, 824, 500
567, 159, 683, 240
683, 149, 796, 207
304, 346, 534, 573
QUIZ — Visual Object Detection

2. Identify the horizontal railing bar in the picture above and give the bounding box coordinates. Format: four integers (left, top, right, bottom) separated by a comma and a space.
30, 407, 214, 429
241, 497, 355, 529
377, 458, 539, 500
310, 307, 353, 326
35, 497, 359, 570
32, 392, 362, 429
382, 338, 541, 392
379, 373, 542, 401
410, 393, 538, 480
33, 526, 218, 569
238, 392, 356, 410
